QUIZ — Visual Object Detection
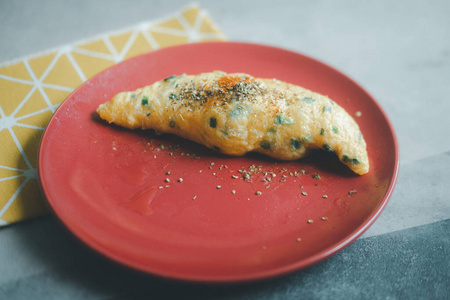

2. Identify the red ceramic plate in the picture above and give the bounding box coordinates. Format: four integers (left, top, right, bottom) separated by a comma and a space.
39, 42, 398, 282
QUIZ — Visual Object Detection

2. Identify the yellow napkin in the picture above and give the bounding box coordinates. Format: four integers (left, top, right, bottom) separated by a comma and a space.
0, 5, 226, 227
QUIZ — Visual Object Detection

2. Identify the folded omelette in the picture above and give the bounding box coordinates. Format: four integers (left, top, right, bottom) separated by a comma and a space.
97, 71, 369, 175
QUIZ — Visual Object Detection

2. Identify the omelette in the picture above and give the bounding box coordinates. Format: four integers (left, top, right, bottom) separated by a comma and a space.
97, 71, 369, 175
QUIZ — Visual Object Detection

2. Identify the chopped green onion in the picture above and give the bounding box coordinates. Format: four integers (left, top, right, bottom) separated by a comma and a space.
260, 141, 271, 150
332, 126, 339, 133
323, 106, 332, 113
168, 93, 177, 100
320, 128, 325, 135
209, 117, 217, 128
163, 75, 177, 81
141, 96, 149, 106
274, 114, 294, 125
323, 144, 332, 152
343, 155, 360, 165
229, 106, 244, 117
130, 93, 136, 98
351, 158, 360, 165
302, 97, 316, 104
290, 138, 301, 149
274, 115, 281, 124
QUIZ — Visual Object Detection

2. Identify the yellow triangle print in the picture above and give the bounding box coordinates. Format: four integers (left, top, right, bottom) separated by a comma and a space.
76, 39, 112, 55
149, 31, 188, 48
42, 54, 84, 89
182, 7, 200, 27
199, 17, 221, 34
0, 61, 33, 81
12, 126, 44, 168
27, 52, 57, 80
1, 179, 48, 224
71, 52, 115, 79
0, 78, 34, 116
154, 18, 185, 30
17, 110, 53, 129
0, 129, 29, 170
123, 33, 153, 60
110, 31, 133, 54
14, 89, 50, 118
0, 167, 21, 179
0, 176, 25, 208
43, 87, 72, 106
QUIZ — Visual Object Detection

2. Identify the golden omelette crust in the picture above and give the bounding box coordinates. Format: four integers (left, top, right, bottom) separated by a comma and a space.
97, 71, 369, 175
